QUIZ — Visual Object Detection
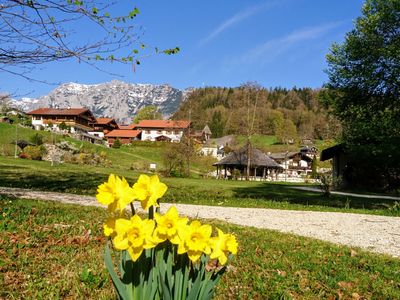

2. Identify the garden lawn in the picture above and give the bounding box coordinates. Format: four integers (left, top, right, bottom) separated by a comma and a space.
1, 197, 399, 299
0, 156, 399, 216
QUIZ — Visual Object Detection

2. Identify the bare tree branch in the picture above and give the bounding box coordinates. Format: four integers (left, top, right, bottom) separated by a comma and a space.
0, 0, 180, 82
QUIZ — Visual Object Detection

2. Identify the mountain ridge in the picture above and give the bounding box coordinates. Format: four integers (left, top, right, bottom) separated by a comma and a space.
11, 80, 192, 123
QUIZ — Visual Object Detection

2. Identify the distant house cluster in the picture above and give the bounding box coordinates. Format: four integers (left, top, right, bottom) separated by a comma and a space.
26, 107, 210, 146
214, 145, 319, 182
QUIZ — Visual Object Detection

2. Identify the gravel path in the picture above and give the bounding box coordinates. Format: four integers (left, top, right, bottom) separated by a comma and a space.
1, 187, 399, 258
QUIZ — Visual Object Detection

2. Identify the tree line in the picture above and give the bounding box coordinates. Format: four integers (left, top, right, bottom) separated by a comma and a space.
173, 85, 340, 143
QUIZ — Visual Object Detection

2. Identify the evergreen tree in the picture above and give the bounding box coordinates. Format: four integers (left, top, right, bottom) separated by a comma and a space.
209, 111, 224, 138
112, 138, 122, 149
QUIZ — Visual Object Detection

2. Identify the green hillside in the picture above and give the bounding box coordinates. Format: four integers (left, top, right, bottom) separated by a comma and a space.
0, 123, 165, 171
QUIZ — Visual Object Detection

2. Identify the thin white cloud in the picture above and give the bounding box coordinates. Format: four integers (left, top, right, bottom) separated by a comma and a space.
239, 21, 345, 65
200, 2, 279, 46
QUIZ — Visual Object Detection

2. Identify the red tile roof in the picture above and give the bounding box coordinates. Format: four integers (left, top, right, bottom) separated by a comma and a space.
105, 130, 141, 138
96, 118, 115, 125
137, 120, 190, 129
27, 107, 89, 116
118, 124, 137, 130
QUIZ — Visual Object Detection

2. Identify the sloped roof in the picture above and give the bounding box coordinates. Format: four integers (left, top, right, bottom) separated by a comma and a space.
202, 124, 212, 135
137, 120, 190, 129
269, 151, 299, 160
118, 124, 137, 130
96, 118, 116, 125
320, 144, 344, 161
214, 144, 282, 168
105, 130, 141, 138
269, 151, 313, 162
27, 107, 89, 116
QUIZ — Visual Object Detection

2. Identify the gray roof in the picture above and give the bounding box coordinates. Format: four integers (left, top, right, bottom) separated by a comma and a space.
214, 144, 282, 168
269, 151, 299, 160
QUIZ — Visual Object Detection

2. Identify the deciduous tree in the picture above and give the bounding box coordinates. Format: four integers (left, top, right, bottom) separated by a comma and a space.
323, 0, 400, 189
133, 105, 163, 123
0, 1, 179, 82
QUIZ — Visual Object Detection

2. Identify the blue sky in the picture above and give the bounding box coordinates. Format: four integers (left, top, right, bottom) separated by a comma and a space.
1, 0, 365, 98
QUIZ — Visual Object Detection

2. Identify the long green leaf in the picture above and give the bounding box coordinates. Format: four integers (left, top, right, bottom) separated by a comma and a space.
104, 245, 128, 300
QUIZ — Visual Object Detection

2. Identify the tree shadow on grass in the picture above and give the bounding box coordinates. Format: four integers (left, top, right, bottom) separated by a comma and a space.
0, 169, 110, 195
232, 183, 397, 210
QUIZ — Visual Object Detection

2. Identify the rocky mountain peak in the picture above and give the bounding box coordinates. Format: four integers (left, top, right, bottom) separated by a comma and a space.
11, 81, 192, 123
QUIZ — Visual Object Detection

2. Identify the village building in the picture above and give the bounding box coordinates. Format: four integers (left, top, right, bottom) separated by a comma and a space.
269, 151, 314, 179
27, 107, 96, 134
89, 117, 119, 138
118, 124, 137, 130
105, 129, 142, 146
320, 144, 350, 187
135, 120, 191, 142
191, 125, 212, 143
213, 144, 282, 180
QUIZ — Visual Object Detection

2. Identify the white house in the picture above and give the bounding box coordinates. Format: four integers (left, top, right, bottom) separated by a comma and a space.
136, 120, 191, 142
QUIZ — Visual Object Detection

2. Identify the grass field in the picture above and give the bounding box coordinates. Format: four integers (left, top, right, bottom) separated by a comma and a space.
0, 123, 169, 170
0, 156, 399, 217
1, 197, 399, 299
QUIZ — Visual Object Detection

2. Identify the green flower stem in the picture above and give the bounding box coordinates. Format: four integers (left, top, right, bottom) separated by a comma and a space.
149, 205, 154, 219
130, 202, 136, 216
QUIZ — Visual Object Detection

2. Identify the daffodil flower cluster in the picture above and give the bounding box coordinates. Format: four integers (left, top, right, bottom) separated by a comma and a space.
96, 174, 238, 265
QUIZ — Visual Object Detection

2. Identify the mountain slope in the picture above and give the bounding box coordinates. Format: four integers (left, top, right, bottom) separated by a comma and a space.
12, 80, 188, 123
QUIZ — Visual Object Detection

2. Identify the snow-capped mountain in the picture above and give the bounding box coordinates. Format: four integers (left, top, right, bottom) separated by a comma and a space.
11, 80, 191, 123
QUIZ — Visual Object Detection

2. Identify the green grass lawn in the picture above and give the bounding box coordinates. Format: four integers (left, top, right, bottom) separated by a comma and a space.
1, 197, 399, 299
0, 122, 173, 171
0, 156, 399, 216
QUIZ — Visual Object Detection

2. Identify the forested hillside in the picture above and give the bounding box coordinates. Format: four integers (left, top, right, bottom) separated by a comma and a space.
173, 85, 341, 142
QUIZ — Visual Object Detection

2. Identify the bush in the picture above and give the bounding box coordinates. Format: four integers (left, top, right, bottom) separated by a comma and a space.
112, 138, 122, 149
22, 145, 45, 160
30, 133, 44, 146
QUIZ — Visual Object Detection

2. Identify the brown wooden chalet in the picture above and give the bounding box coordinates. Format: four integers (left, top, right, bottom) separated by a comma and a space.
90, 118, 119, 135
27, 107, 96, 133
214, 144, 282, 180
118, 124, 137, 130
105, 129, 142, 146
191, 125, 212, 143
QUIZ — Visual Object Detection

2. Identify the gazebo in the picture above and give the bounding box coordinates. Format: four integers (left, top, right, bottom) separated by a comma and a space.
213, 144, 282, 180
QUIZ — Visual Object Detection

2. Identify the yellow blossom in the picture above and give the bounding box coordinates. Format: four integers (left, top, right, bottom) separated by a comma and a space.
132, 174, 168, 210
177, 220, 212, 262
210, 228, 238, 265
103, 217, 117, 237
96, 174, 136, 213
154, 206, 188, 244
112, 215, 157, 261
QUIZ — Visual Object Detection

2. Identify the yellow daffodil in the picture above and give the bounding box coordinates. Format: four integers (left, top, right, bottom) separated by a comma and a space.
103, 217, 117, 237
96, 174, 136, 213
112, 215, 157, 261
210, 228, 238, 265
178, 220, 212, 262
154, 206, 188, 244
132, 174, 168, 210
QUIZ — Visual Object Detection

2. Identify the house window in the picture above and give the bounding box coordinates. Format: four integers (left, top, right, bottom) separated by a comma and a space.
157, 130, 163, 134
174, 130, 181, 135
145, 130, 151, 134
166, 130, 172, 134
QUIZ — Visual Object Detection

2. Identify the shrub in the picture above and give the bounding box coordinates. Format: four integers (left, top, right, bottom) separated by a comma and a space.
23, 145, 45, 160
112, 138, 122, 149
18, 152, 29, 159
30, 133, 44, 146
